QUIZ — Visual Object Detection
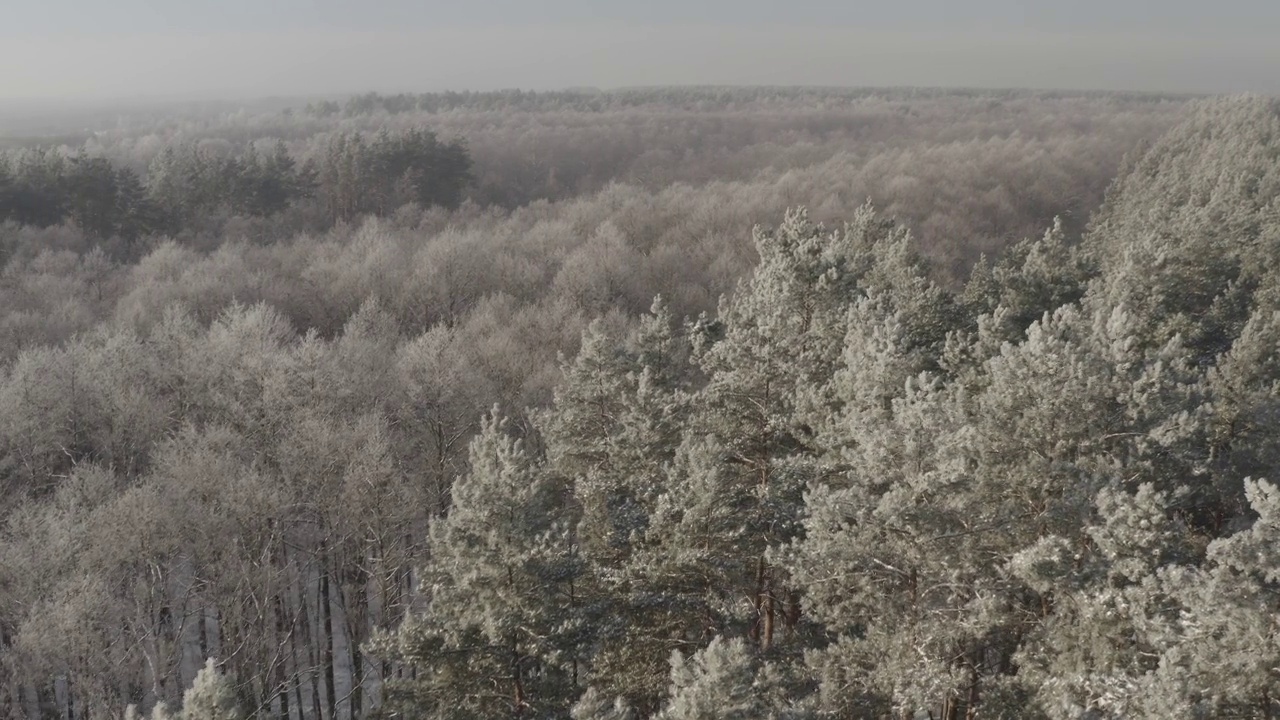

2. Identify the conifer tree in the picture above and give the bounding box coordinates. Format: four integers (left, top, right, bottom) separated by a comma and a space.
656, 637, 809, 720
1159, 479, 1280, 718
543, 298, 692, 714
376, 411, 584, 719
1011, 483, 1194, 719
963, 217, 1090, 342
686, 207, 884, 653
180, 659, 240, 720
1195, 307, 1280, 519
571, 687, 638, 720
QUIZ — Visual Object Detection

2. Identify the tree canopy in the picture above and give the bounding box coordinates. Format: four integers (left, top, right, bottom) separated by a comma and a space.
8, 91, 1280, 720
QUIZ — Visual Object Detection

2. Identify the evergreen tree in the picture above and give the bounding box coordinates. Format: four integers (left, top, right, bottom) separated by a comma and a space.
963, 216, 1091, 342
571, 687, 638, 720
180, 659, 240, 720
1083, 96, 1280, 363
543, 299, 692, 714
687, 207, 886, 652
656, 637, 810, 720
1011, 483, 1194, 719
375, 411, 584, 719
1159, 479, 1280, 718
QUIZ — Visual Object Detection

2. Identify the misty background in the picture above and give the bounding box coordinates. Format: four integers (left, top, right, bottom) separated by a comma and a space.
3, 0, 1280, 102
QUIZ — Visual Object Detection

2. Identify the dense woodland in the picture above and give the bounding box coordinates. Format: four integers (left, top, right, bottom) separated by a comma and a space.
5, 88, 1280, 718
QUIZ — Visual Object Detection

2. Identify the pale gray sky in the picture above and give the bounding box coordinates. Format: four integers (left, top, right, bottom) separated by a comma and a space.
2, 1, 1278, 99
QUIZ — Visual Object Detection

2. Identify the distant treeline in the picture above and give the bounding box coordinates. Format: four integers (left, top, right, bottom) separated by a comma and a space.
306, 86, 1200, 117
0, 127, 470, 251
1, 89, 1181, 286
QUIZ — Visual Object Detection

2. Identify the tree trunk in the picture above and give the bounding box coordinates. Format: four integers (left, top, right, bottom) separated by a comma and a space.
173, 557, 202, 690
302, 558, 329, 720
751, 557, 766, 647
284, 548, 311, 720
965, 670, 981, 720
329, 568, 353, 720
320, 562, 338, 720
22, 683, 41, 720
511, 637, 526, 720
273, 595, 290, 720
54, 675, 70, 720
761, 588, 775, 651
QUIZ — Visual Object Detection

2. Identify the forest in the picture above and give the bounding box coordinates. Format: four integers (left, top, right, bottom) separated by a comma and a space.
2, 87, 1278, 719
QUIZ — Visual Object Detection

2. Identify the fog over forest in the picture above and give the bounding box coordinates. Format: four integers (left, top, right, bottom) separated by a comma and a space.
3, 4, 1280, 719
5, 0, 1280, 97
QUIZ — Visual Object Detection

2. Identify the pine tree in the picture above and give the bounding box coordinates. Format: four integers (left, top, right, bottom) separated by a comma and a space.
1083, 96, 1280, 363
571, 687, 638, 720
1011, 483, 1194, 719
543, 298, 692, 714
963, 217, 1090, 342
687, 207, 882, 653
546, 299, 689, 563
1160, 479, 1280, 718
375, 410, 584, 719
179, 659, 240, 720
656, 637, 809, 720
1196, 307, 1280, 521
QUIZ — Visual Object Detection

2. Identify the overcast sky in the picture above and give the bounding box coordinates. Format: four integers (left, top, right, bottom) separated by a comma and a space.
2, 0, 1278, 100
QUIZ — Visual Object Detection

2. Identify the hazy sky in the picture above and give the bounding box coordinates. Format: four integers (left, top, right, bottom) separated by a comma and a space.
2, 0, 1279, 100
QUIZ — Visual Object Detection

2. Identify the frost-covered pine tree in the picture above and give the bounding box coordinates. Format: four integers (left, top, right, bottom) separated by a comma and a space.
1010, 483, 1194, 719
179, 659, 239, 720
655, 636, 810, 720
1083, 96, 1280, 363
1195, 307, 1280, 518
684, 207, 892, 653
792, 283, 1205, 718
1158, 479, 1280, 718
962, 216, 1090, 342
375, 410, 584, 719
544, 297, 690, 567
541, 298, 693, 714
571, 686, 638, 720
